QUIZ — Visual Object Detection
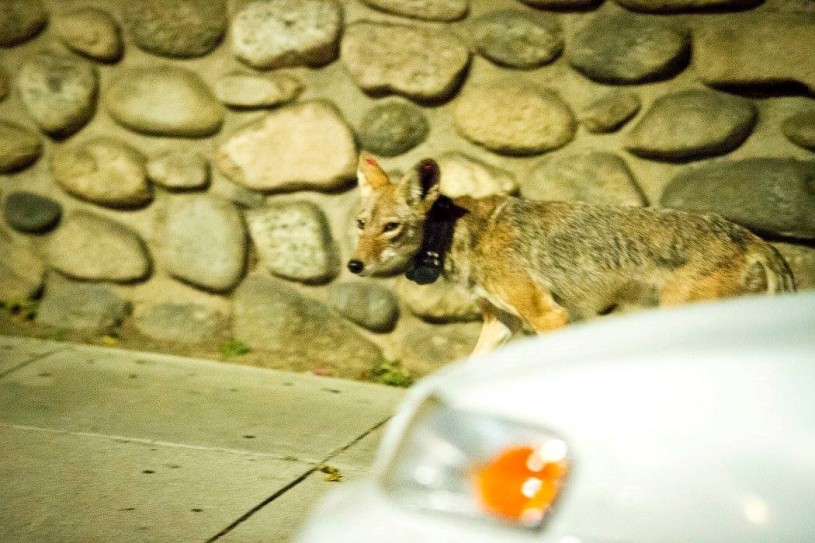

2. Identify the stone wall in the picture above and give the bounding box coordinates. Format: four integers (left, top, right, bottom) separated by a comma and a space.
1, 0, 814, 379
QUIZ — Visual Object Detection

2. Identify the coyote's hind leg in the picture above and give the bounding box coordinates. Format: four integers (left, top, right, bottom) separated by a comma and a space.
495, 274, 568, 334
660, 266, 742, 306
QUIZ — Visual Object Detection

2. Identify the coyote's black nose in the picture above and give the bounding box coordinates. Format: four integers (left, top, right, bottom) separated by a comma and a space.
347, 260, 364, 274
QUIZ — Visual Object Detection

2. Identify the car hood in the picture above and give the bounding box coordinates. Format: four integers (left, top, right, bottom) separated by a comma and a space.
416, 292, 815, 412
380, 293, 815, 542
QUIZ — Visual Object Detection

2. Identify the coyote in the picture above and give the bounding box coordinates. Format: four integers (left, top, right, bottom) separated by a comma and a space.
348, 155, 796, 356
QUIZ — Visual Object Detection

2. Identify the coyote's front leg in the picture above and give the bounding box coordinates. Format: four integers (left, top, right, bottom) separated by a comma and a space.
471, 300, 522, 357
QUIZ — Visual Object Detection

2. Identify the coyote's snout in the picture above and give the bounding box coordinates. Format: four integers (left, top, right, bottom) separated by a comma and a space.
350, 154, 796, 357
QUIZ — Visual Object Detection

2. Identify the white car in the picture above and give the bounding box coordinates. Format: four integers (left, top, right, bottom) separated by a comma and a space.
295, 293, 815, 543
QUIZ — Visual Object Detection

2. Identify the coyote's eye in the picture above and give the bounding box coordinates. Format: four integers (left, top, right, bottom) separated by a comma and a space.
356, 219, 366, 230
383, 222, 401, 233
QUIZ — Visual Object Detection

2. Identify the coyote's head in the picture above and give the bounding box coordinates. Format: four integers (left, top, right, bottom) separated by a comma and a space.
347, 154, 441, 276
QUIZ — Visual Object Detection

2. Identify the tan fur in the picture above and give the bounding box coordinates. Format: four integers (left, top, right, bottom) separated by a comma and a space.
351, 155, 797, 357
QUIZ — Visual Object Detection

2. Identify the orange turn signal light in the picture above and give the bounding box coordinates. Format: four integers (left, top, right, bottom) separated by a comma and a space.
474, 442, 569, 525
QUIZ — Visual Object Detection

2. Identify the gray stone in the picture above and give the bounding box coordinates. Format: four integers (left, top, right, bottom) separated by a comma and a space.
471, 9, 563, 69
568, 13, 689, 84
54, 8, 123, 62
454, 80, 575, 155
579, 90, 641, 134
211, 178, 266, 210
770, 4, 815, 16
436, 152, 517, 198
772, 242, 815, 291
106, 66, 224, 138
782, 110, 815, 152
233, 274, 384, 377
230, 187, 266, 209
660, 158, 815, 239
47, 211, 151, 282
147, 151, 209, 191
161, 195, 247, 292
35, 281, 130, 332
342, 21, 470, 102
17, 51, 98, 138
0, 228, 44, 301
124, 0, 227, 58
0, 0, 47, 46
522, 151, 646, 207
214, 72, 303, 109
51, 138, 151, 209
693, 14, 815, 94
231, 0, 342, 69
395, 275, 480, 323
247, 201, 340, 284
396, 320, 481, 376
358, 101, 429, 157
625, 90, 757, 161
360, 0, 467, 21
327, 281, 399, 333
0, 66, 10, 101
215, 101, 356, 192
3, 191, 62, 234
0, 121, 42, 173
135, 303, 226, 343
614, 0, 761, 12
520, 0, 599, 6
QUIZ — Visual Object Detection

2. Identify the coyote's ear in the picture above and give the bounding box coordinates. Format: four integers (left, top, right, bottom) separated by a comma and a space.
357, 153, 390, 198
401, 158, 441, 207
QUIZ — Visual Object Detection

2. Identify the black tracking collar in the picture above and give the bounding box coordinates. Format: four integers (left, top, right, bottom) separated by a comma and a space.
405, 195, 464, 285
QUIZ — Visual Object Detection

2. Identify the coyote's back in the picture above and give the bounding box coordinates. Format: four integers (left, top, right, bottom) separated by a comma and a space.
455, 198, 796, 322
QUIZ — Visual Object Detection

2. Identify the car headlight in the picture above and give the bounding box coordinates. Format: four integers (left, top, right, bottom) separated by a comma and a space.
380, 396, 570, 529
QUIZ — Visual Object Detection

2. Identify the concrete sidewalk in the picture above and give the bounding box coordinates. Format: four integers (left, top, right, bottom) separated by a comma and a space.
0, 335, 405, 542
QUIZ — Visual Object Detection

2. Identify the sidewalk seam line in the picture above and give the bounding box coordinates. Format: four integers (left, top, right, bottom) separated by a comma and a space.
0, 346, 71, 378
203, 466, 318, 543
322, 416, 391, 462
0, 422, 319, 463
204, 416, 392, 542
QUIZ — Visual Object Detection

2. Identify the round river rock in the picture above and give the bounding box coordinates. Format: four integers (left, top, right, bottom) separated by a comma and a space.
471, 9, 563, 69
51, 138, 152, 208
0, 121, 42, 173
231, 0, 342, 69
215, 101, 356, 193
47, 211, 151, 282
342, 21, 470, 103
661, 158, 815, 239
358, 101, 430, 157
17, 51, 98, 138
124, 0, 227, 58
782, 110, 815, 152
360, 0, 467, 21
247, 201, 340, 284
106, 66, 224, 138
454, 80, 575, 155
625, 89, 757, 161
522, 151, 646, 207
160, 195, 247, 292
3, 191, 62, 234
0, 0, 47, 46
568, 13, 690, 84
214, 72, 303, 109
54, 8, 123, 62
